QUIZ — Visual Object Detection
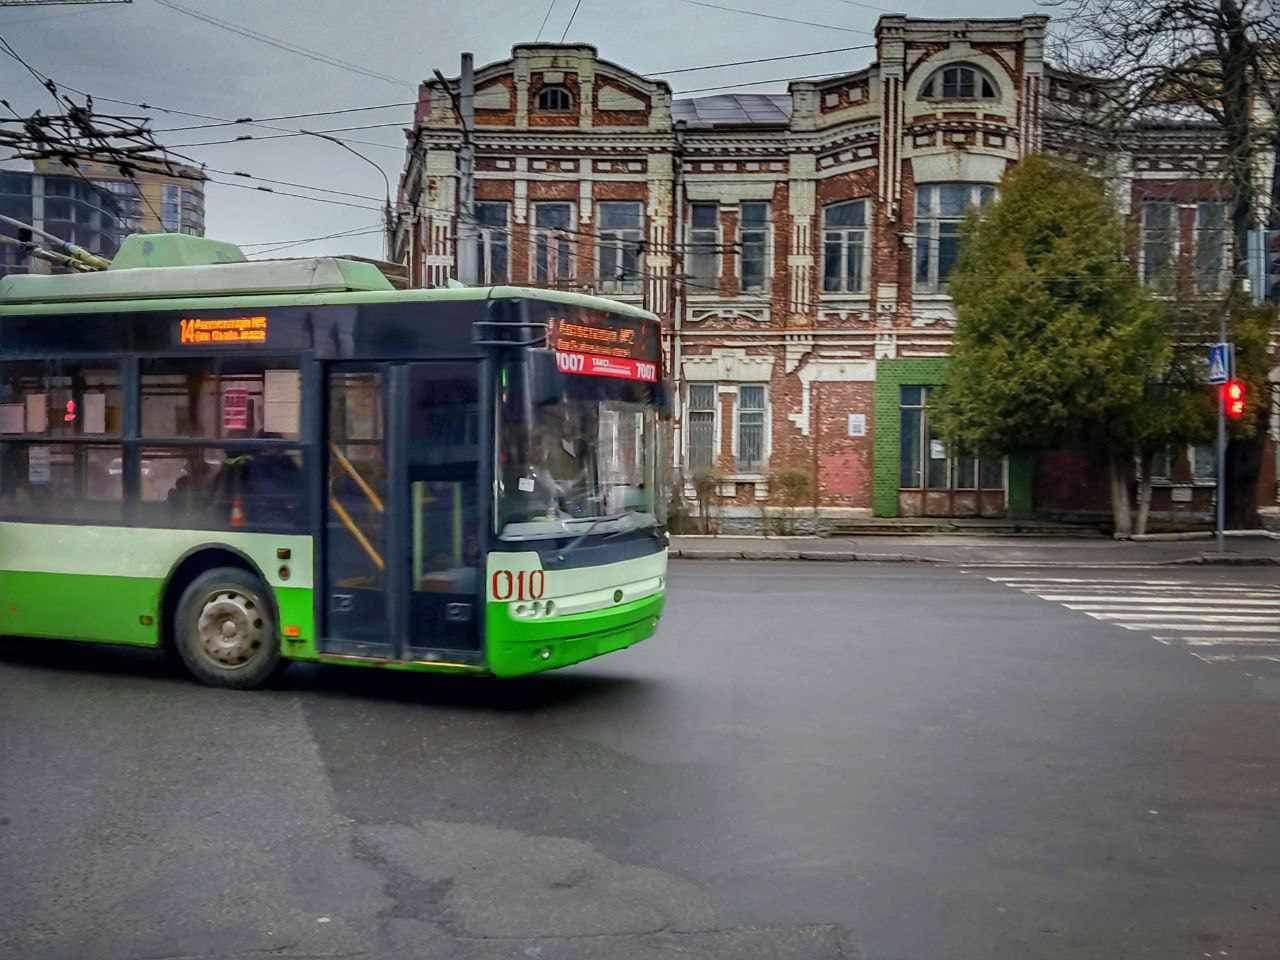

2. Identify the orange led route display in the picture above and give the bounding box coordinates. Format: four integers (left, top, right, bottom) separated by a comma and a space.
179, 316, 268, 345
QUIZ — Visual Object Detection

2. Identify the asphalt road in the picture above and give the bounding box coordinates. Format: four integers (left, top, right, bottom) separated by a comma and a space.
3, 561, 1280, 960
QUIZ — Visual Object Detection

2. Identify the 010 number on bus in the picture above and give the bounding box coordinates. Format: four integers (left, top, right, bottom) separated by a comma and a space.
491, 569, 546, 601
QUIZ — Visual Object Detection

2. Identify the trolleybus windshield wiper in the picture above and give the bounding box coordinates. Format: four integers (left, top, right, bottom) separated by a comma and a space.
556, 510, 652, 558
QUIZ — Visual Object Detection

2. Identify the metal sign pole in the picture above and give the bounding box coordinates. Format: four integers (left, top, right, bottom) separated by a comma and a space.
1215, 338, 1232, 554
1216, 384, 1225, 553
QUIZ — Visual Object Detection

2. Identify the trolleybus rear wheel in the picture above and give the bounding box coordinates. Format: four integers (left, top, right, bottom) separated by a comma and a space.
174, 567, 280, 689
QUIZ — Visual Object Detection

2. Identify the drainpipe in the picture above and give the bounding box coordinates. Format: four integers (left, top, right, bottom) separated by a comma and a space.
671, 119, 687, 490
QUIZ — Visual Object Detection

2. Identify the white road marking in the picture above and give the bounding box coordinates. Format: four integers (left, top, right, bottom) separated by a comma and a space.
1084, 612, 1280, 623
1065, 603, 1280, 613
1154, 635, 1280, 646
1190, 653, 1280, 664
1008, 587, 1278, 598
1033, 588, 1280, 598
1118, 622, 1280, 633
1061, 593, 1280, 603
987, 574, 1280, 670
989, 577, 1200, 585
1054, 601, 1280, 609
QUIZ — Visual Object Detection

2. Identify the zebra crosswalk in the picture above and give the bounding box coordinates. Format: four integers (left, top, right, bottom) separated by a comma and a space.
985, 575, 1280, 666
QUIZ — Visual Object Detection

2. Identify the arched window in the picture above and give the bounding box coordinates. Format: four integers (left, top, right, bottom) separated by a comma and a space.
536, 86, 573, 111
920, 63, 998, 100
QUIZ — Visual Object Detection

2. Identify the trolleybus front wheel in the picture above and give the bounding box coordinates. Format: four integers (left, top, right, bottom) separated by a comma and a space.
174, 567, 281, 689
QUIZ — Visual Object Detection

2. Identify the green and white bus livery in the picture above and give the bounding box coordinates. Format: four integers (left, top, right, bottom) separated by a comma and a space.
0, 234, 668, 687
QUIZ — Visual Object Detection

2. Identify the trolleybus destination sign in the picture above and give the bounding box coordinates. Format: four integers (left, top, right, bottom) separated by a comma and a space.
548, 312, 659, 383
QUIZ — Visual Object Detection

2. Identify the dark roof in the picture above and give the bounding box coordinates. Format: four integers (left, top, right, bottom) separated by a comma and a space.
673, 93, 792, 128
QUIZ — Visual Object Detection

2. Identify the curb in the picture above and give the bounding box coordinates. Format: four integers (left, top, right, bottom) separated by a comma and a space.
1126, 531, 1280, 542
670, 548, 1279, 567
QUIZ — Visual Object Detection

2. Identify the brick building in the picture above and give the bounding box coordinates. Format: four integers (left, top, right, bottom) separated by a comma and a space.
392, 15, 1280, 530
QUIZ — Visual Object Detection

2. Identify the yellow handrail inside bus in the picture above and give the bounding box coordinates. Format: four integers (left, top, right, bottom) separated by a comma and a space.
329, 442, 385, 513
329, 497, 385, 571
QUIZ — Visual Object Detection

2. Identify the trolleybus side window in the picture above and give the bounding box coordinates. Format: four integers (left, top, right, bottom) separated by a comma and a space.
140, 357, 301, 440
135, 357, 304, 531
0, 360, 123, 521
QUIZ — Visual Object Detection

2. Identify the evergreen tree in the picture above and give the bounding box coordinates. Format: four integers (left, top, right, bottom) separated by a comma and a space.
932, 156, 1169, 533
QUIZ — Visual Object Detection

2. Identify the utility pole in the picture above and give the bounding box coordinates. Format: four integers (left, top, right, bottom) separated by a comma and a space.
435, 55, 476, 285
458, 52, 476, 285
457, 54, 477, 285
669, 120, 687, 493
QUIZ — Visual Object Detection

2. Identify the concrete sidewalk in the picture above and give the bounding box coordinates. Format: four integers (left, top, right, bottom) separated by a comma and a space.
670, 533, 1280, 567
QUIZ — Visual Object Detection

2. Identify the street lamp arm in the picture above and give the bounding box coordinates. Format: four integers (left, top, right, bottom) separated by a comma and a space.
298, 128, 392, 205
299, 128, 393, 259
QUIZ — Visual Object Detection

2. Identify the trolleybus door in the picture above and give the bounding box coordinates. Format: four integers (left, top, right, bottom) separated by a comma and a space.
323, 366, 393, 658
402, 362, 484, 657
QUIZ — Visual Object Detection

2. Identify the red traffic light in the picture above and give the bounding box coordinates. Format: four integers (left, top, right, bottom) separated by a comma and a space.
1222, 379, 1246, 420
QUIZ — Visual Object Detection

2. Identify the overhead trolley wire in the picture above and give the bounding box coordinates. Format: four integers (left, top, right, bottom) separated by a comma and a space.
559, 0, 584, 42
534, 0, 557, 41
237, 222, 387, 248
648, 45, 874, 75
150, 102, 417, 134
152, 0, 412, 87
678, 0, 875, 34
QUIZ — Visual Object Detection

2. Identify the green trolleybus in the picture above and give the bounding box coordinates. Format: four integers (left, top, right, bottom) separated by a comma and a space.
0, 235, 668, 687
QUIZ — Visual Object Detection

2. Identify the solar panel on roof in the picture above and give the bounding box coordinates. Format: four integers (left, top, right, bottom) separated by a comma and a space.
672, 93, 794, 126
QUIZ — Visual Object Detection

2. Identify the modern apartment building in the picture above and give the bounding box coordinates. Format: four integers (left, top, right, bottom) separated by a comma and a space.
34, 158, 206, 237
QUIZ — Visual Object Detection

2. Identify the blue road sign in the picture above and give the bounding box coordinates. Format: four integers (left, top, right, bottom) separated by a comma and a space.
1207, 342, 1231, 384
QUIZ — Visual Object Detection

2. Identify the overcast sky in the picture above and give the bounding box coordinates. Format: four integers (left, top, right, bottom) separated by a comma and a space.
3, 0, 1038, 261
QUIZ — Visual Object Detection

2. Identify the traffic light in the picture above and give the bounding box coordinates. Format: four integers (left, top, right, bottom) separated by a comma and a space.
1222, 379, 1246, 420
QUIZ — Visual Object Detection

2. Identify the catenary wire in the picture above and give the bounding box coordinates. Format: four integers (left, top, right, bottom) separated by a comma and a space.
820, 0, 900, 13
0, 34, 172, 230
151, 0, 412, 87
151, 102, 417, 134
237, 222, 387, 247
0, 6, 111, 27
201, 167, 386, 202
534, 0, 557, 41
162, 121, 406, 150
60, 88, 407, 152
134, 43, 883, 136
250, 227, 386, 256
203, 177, 384, 211
23, 40, 894, 164
679, 0, 874, 35
649, 44, 874, 75
673, 71, 853, 94
559, 0, 584, 41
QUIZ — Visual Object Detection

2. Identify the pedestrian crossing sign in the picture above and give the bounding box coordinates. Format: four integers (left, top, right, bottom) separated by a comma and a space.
1207, 342, 1231, 384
